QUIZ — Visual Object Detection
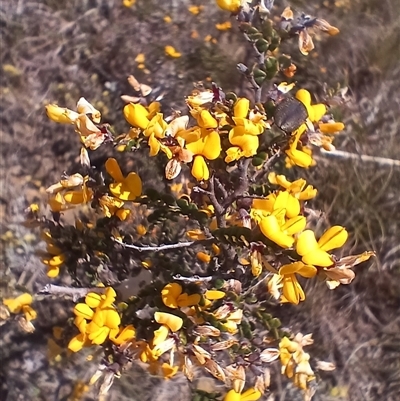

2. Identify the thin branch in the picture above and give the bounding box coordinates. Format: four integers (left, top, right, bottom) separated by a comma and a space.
222, 158, 251, 212
172, 274, 213, 283
114, 239, 198, 252
318, 149, 400, 167
253, 149, 282, 181
193, 179, 225, 227
214, 176, 229, 199
37, 284, 105, 301
235, 194, 270, 200
209, 176, 226, 227
242, 272, 269, 298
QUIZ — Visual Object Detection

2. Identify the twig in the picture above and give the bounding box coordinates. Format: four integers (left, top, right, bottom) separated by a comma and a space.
172, 274, 213, 283
114, 239, 197, 252
209, 176, 226, 227
193, 179, 225, 227
253, 150, 282, 181
222, 158, 251, 212
214, 176, 229, 199
37, 284, 105, 301
318, 149, 400, 167
242, 272, 269, 298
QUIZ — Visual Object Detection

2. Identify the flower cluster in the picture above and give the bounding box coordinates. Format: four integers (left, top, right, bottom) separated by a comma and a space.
68, 287, 135, 352
3, 293, 37, 322
279, 334, 316, 392
9, 1, 375, 400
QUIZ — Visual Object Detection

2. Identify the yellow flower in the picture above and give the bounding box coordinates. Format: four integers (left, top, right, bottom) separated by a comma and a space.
161, 362, 179, 379
185, 129, 221, 180
63, 181, 93, 206
232, 99, 267, 136
216, 21, 232, 31
3, 293, 37, 321
284, 88, 344, 165
250, 249, 263, 277
76, 97, 101, 123
216, 0, 242, 14
135, 53, 145, 63
109, 324, 136, 345
123, 0, 136, 7
296, 226, 348, 267
46, 173, 94, 211
123, 103, 150, 129
105, 158, 142, 201
154, 311, 183, 332
279, 336, 315, 390
165, 45, 181, 58
45, 104, 79, 124
161, 283, 201, 309
153, 324, 169, 346
46, 98, 104, 149
279, 262, 317, 304
143, 113, 172, 157
204, 290, 225, 300
260, 214, 306, 248
295, 89, 326, 123
197, 251, 211, 263
186, 229, 206, 240
226, 127, 260, 160
68, 287, 123, 351
191, 155, 209, 180
319, 122, 345, 133
98, 195, 130, 220
224, 388, 262, 401
136, 224, 147, 236
225, 98, 268, 162
268, 173, 317, 205
42, 253, 66, 278
285, 127, 314, 168
144, 113, 168, 138
188, 5, 203, 14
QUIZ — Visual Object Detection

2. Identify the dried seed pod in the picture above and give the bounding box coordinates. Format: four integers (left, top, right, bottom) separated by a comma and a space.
274, 97, 308, 133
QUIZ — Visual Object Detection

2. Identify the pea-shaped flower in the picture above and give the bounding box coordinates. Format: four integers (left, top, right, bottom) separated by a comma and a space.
105, 158, 142, 201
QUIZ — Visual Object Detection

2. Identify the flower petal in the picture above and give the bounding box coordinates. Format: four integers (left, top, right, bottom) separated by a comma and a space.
89, 326, 110, 344
260, 215, 294, 248
110, 324, 136, 345
123, 103, 149, 129
234, 98, 250, 118
282, 274, 305, 304
154, 312, 183, 332
105, 158, 125, 182
153, 324, 169, 346
282, 215, 306, 235
104, 308, 121, 329
302, 249, 334, 267
74, 303, 94, 320
177, 293, 201, 307
191, 155, 209, 181
241, 387, 262, 401
296, 230, 318, 256
198, 110, 218, 129
318, 226, 348, 251
202, 131, 221, 160
204, 290, 225, 300
68, 333, 87, 352
161, 283, 182, 309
